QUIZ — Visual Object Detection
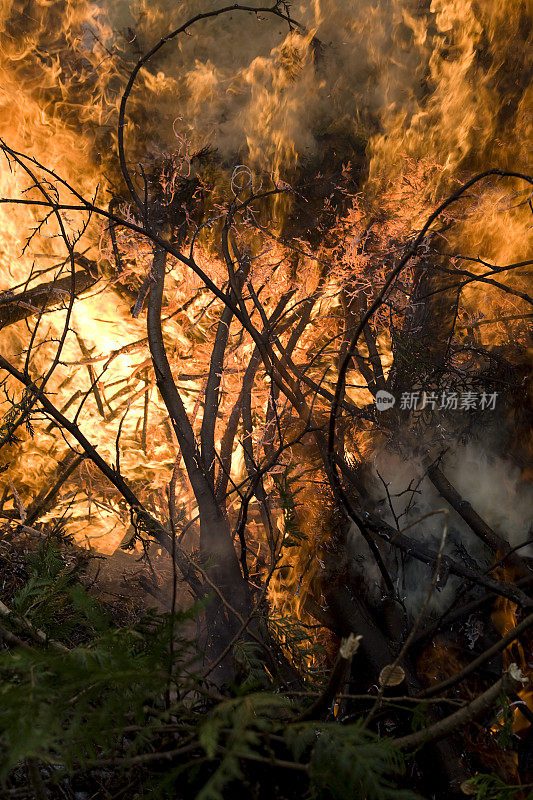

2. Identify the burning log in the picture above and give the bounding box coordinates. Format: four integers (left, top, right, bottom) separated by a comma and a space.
0, 258, 98, 329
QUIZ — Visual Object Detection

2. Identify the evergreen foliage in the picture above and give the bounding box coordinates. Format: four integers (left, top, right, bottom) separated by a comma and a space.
0, 540, 427, 799
463, 774, 533, 800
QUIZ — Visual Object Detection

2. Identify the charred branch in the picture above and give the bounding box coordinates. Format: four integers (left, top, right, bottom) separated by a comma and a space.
0, 262, 98, 329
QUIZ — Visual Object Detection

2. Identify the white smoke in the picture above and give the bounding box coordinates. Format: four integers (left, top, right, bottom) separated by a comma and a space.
348, 442, 533, 617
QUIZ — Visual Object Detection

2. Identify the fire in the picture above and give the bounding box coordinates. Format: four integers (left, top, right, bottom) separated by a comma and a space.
0, 12, 530, 793
0, 0, 530, 652
492, 577, 533, 736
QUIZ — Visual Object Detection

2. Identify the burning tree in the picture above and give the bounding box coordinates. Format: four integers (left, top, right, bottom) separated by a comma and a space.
0, 2, 532, 798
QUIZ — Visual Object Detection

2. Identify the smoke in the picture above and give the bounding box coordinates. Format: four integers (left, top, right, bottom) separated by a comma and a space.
347, 441, 533, 617
3, 1, 530, 213
99, 0, 531, 183
2, 0, 530, 185
446, 444, 533, 553
135, 0, 429, 177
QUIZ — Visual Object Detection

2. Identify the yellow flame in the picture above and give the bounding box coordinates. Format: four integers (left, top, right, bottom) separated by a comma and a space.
0, 0, 530, 573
